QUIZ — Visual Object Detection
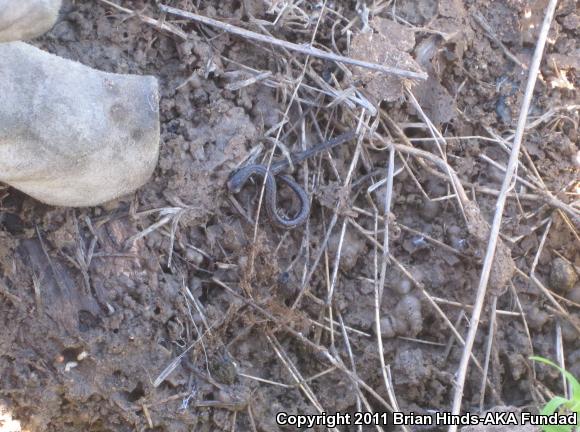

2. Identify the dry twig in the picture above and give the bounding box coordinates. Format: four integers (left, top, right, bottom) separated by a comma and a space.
449, 0, 560, 425
158, 4, 427, 81
98, 0, 187, 40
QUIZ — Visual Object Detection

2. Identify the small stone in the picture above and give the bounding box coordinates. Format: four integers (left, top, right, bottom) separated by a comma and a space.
567, 284, 580, 303
550, 257, 578, 293
210, 356, 237, 385
380, 316, 396, 338
394, 278, 412, 295
188, 277, 202, 294
328, 229, 366, 272
185, 248, 204, 265
525, 306, 549, 330
394, 295, 423, 337
574, 150, 580, 168
421, 199, 440, 221
561, 320, 578, 343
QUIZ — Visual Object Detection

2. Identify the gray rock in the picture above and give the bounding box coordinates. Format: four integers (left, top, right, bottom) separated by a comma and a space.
0, 42, 160, 206
0, 0, 62, 42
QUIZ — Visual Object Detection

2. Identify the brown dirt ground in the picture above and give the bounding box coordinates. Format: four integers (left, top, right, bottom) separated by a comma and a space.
0, 0, 578, 431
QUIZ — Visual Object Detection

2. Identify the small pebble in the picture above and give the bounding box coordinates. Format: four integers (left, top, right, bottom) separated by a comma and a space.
561, 320, 578, 343
447, 225, 462, 237
568, 349, 580, 379
573, 150, 580, 168
550, 257, 578, 293
185, 247, 204, 266
210, 356, 237, 385
188, 277, 202, 293
380, 315, 396, 338
525, 306, 549, 330
495, 95, 512, 125
567, 284, 580, 303
420, 199, 440, 221
328, 229, 366, 272
394, 295, 423, 337
277, 271, 290, 285
394, 278, 412, 295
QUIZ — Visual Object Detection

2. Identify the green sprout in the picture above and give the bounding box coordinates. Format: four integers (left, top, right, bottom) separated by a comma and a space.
531, 356, 580, 432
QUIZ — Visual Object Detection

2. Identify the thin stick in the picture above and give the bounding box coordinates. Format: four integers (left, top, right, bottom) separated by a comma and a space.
158, 4, 427, 81
213, 277, 395, 411
428, 295, 520, 317
403, 95, 467, 224
375, 147, 405, 422
247, 405, 258, 432
555, 324, 568, 399
98, 0, 187, 40
266, 333, 327, 416
292, 118, 366, 309
508, 282, 536, 385
478, 295, 498, 411
349, 220, 500, 401
449, 0, 559, 426
472, 11, 528, 70
337, 312, 382, 432
327, 220, 347, 305
238, 373, 292, 388
326, 219, 347, 351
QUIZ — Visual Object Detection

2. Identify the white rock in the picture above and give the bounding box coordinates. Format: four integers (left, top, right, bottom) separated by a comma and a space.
0, 42, 160, 206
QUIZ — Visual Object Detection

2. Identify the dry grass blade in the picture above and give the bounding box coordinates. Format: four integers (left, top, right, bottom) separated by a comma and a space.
478, 295, 498, 410
555, 324, 568, 399
374, 146, 407, 428
98, 0, 187, 40
247, 405, 258, 432
524, 219, 580, 333
213, 277, 395, 411
348, 218, 502, 401
449, 0, 560, 426
336, 313, 362, 421
401, 95, 468, 224
237, 373, 292, 388
292, 123, 366, 308
472, 11, 528, 70
158, 4, 427, 80
153, 324, 214, 387
429, 295, 520, 317
124, 207, 183, 246
326, 219, 348, 350
153, 352, 187, 388
0, 279, 21, 304
265, 333, 339, 431
323, 316, 372, 338
337, 312, 385, 432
